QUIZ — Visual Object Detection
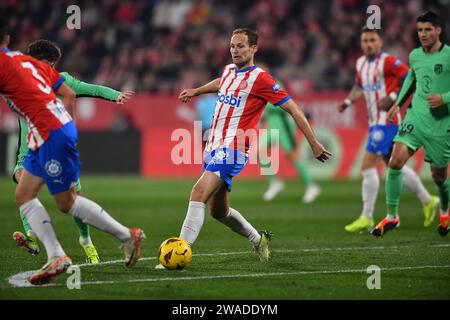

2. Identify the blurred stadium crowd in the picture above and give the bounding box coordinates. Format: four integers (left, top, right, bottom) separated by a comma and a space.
2, 0, 448, 96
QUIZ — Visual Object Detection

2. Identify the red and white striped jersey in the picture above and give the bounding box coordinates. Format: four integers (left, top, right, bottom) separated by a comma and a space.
206, 64, 291, 154
355, 52, 409, 126
0, 51, 71, 150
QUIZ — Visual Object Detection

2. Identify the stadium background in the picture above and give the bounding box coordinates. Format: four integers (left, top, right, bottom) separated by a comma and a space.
1, 0, 449, 179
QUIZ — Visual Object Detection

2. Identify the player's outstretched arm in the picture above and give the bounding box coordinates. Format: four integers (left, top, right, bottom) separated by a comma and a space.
280, 99, 331, 163
60, 72, 133, 104
56, 82, 76, 115
179, 78, 220, 103
337, 85, 363, 113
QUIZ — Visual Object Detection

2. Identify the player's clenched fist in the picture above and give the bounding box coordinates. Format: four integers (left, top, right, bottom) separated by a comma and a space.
337, 100, 348, 113
311, 142, 332, 163
427, 94, 444, 108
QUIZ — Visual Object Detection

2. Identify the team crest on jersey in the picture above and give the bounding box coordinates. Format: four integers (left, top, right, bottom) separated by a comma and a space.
238, 80, 248, 90
45, 159, 63, 177
434, 64, 443, 75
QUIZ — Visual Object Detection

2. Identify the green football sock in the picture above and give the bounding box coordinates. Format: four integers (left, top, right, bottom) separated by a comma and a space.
19, 211, 33, 234
386, 168, 403, 217
437, 178, 449, 212
295, 160, 313, 187
268, 174, 278, 184
73, 216, 90, 239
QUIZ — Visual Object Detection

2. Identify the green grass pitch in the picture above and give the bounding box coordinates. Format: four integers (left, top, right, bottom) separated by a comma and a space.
0, 176, 449, 299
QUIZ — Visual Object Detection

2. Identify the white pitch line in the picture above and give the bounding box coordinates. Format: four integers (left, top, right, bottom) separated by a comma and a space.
76, 264, 450, 286
75, 250, 254, 268
9, 264, 450, 288
6, 251, 261, 288
7, 243, 450, 288
76, 242, 450, 268
298, 243, 450, 252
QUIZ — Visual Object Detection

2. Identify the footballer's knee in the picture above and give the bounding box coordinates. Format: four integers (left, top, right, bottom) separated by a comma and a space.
190, 183, 207, 202
388, 144, 412, 170
54, 190, 77, 213
56, 201, 73, 213
388, 156, 406, 170
15, 186, 39, 207
190, 180, 215, 203
15, 191, 36, 207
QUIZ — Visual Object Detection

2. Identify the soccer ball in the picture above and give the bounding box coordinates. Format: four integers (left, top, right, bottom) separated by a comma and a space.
158, 237, 192, 270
